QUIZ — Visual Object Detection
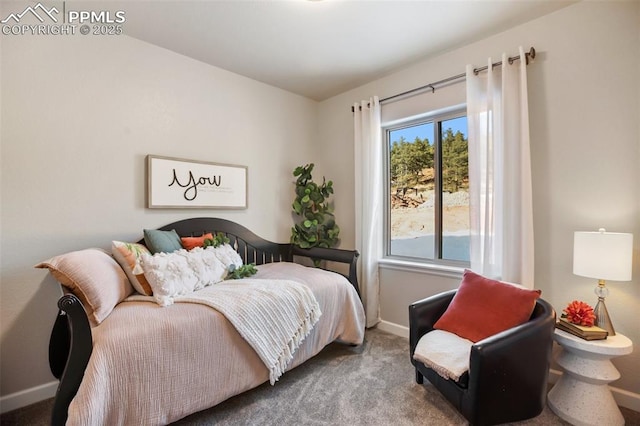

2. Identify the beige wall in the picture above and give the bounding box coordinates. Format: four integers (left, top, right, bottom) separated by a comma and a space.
318, 0, 640, 401
0, 33, 317, 404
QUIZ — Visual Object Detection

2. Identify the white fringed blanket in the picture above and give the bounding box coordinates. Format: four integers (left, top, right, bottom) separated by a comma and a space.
129, 278, 321, 384
412, 329, 472, 382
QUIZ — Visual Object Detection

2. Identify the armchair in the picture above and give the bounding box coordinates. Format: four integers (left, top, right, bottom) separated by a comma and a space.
409, 289, 556, 426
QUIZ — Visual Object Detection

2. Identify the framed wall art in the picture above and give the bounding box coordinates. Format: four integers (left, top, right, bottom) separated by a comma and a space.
146, 155, 247, 209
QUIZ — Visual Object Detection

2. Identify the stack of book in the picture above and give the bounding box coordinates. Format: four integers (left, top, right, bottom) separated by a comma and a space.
556, 317, 608, 340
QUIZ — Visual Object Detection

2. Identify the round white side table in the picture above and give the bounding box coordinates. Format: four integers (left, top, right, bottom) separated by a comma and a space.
548, 329, 633, 426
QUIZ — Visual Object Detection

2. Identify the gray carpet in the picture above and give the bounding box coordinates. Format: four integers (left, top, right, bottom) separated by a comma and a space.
2, 328, 640, 425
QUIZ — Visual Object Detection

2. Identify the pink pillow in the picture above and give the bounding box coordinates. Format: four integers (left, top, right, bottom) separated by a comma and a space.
433, 269, 541, 342
35, 249, 133, 326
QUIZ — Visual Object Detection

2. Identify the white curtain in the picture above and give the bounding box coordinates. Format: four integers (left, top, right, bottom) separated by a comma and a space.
353, 96, 382, 327
466, 46, 535, 288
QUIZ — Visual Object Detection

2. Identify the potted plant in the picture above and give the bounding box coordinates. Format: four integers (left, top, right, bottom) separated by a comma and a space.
290, 163, 340, 264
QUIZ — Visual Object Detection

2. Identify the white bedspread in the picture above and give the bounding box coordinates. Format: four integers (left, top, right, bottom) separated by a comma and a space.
66, 262, 365, 426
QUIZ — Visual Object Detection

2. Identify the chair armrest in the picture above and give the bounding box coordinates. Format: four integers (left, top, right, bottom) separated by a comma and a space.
468, 299, 556, 397
291, 246, 360, 296
409, 290, 456, 357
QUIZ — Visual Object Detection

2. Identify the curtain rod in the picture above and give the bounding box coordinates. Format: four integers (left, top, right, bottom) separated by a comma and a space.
351, 46, 535, 112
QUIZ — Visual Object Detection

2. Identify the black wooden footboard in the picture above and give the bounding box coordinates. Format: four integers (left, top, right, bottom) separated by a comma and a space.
49, 217, 360, 425
49, 295, 92, 426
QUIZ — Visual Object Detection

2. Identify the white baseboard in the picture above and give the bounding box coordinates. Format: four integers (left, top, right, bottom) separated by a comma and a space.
378, 320, 640, 413
376, 320, 409, 338
0, 381, 58, 414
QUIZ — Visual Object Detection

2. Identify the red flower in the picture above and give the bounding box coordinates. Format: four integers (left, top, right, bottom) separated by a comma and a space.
563, 300, 596, 327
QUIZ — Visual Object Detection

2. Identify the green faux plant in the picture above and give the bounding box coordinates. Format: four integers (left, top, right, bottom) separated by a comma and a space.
290, 163, 340, 258
203, 233, 257, 279
227, 263, 258, 279
203, 232, 230, 248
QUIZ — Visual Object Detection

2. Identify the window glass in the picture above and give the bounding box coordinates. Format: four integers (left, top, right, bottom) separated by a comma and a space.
440, 116, 469, 262
386, 111, 469, 264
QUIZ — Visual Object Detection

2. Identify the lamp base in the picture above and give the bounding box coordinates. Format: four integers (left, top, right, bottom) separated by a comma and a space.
594, 297, 615, 336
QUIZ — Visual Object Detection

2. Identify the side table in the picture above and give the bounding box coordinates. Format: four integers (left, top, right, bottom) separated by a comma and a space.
548, 329, 633, 426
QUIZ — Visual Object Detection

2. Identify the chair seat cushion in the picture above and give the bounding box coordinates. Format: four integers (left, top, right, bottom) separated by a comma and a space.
413, 329, 473, 382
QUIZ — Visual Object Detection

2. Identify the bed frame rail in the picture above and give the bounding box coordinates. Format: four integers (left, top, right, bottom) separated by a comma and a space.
150, 217, 360, 291
149, 217, 294, 265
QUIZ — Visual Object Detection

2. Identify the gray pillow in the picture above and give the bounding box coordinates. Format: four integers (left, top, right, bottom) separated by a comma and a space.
143, 229, 183, 254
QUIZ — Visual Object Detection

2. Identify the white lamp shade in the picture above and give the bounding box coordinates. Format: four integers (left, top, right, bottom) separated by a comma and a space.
573, 230, 633, 281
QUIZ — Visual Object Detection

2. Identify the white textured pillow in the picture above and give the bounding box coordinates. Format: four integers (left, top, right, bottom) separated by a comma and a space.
210, 244, 243, 269
185, 247, 229, 288
140, 248, 227, 306
413, 329, 473, 382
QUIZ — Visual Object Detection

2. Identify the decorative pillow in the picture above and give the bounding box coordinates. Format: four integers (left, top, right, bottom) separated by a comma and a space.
209, 243, 243, 270
111, 241, 153, 296
433, 269, 541, 342
35, 248, 133, 326
140, 247, 227, 306
181, 233, 214, 250
413, 329, 473, 382
143, 229, 183, 254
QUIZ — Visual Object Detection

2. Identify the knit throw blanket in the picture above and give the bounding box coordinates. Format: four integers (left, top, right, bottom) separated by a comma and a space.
133, 278, 322, 385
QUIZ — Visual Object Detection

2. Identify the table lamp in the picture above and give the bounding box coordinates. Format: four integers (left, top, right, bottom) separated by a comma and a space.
573, 229, 633, 336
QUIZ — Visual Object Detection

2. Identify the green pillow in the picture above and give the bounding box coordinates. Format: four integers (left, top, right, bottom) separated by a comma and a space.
143, 229, 183, 254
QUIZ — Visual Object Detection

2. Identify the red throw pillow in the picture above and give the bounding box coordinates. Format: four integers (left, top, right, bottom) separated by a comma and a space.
181, 233, 214, 250
433, 269, 541, 342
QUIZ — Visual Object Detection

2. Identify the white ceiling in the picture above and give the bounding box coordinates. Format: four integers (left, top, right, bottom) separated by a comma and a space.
100, 0, 575, 101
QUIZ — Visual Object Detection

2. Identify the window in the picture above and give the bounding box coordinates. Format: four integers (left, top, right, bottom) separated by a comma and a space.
385, 108, 469, 264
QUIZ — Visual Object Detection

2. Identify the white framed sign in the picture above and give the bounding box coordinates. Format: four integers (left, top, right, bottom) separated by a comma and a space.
146, 155, 247, 209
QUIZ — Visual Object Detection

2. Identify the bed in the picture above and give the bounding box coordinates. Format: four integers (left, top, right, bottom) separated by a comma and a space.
41, 217, 365, 425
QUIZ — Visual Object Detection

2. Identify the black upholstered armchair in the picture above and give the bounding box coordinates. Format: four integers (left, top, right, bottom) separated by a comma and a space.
409, 290, 556, 426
